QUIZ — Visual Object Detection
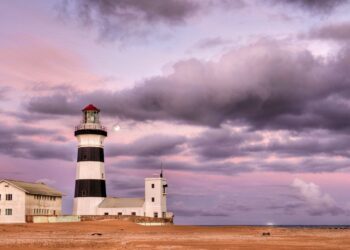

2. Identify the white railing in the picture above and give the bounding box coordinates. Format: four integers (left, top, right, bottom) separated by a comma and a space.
75, 123, 107, 132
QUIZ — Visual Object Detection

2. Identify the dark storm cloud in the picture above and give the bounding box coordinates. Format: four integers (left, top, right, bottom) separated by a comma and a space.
106, 134, 186, 157
60, 0, 245, 41
27, 94, 80, 116
307, 21, 350, 41
26, 41, 350, 131
0, 125, 74, 161
190, 128, 261, 160
271, 0, 348, 13
111, 157, 254, 175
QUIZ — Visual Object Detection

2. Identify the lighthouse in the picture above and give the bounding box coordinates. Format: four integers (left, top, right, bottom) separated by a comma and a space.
73, 104, 107, 215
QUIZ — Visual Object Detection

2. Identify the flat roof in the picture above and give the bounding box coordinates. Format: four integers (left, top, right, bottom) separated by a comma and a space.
99, 197, 144, 208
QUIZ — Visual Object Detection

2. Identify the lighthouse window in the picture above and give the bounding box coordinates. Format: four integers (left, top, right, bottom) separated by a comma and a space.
131, 212, 136, 216
81, 190, 87, 196
151, 184, 155, 188
154, 212, 158, 218
6, 194, 12, 200
151, 197, 155, 202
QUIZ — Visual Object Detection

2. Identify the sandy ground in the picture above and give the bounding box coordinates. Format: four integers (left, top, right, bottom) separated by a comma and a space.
0, 220, 350, 250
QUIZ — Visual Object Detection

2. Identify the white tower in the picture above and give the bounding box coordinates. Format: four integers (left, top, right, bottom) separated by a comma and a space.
73, 104, 107, 215
144, 170, 168, 218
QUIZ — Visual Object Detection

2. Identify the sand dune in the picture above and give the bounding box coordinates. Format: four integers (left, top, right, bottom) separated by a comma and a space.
0, 220, 350, 249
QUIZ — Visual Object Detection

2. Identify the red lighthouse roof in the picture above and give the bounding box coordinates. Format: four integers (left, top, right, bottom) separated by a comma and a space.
82, 104, 100, 112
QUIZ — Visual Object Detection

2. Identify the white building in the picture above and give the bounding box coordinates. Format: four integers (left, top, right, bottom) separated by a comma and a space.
73, 104, 173, 219
0, 179, 63, 224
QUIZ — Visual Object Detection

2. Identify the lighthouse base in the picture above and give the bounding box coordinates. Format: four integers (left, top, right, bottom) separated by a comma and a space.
73, 197, 105, 215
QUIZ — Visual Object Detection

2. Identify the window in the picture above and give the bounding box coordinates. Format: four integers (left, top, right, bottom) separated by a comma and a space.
118, 212, 122, 216
104, 212, 109, 215
154, 212, 158, 218
131, 212, 136, 216
5, 209, 12, 216
6, 194, 12, 200
0, 194, 1, 200
151, 197, 155, 202
151, 184, 155, 188
162, 212, 166, 218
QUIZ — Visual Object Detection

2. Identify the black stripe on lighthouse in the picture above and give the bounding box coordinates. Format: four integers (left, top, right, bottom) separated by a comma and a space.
74, 179, 107, 197
77, 147, 104, 162
75, 129, 107, 137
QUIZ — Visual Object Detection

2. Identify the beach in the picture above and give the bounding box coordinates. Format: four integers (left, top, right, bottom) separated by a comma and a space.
0, 220, 349, 249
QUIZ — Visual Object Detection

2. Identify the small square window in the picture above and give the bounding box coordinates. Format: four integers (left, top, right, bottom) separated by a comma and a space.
151, 184, 155, 188
118, 212, 122, 216
154, 212, 158, 218
151, 197, 155, 202
131, 212, 136, 216
5, 208, 12, 216
6, 194, 12, 200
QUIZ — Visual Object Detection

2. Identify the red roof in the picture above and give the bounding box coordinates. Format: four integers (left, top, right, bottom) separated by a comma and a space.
82, 104, 100, 112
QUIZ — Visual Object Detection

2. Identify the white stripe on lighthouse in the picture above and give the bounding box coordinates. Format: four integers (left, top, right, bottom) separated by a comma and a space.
76, 162, 105, 180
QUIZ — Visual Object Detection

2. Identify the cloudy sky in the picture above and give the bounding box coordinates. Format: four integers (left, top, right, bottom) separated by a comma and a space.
2, 0, 350, 225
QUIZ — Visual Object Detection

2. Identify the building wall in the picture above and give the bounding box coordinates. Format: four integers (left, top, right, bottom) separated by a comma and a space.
0, 182, 26, 223
97, 206, 145, 216
74, 132, 107, 215
25, 194, 62, 216
144, 178, 167, 218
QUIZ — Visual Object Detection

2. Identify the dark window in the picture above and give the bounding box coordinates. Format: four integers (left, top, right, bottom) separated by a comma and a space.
151, 197, 155, 202
151, 184, 155, 188
5, 209, 12, 216
131, 212, 136, 216
104, 212, 109, 215
0, 194, 1, 200
6, 194, 12, 200
118, 212, 122, 216
154, 212, 158, 218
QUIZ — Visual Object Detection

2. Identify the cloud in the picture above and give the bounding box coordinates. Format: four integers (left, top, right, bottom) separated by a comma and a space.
190, 128, 261, 160
110, 156, 254, 176
173, 207, 229, 217
193, 37, 232, 50
271, 0, 348, 13
60, 0, 245, 41
26, 40, 350, 131
106, 134, 186, 157
292, 178, 347, 216
0, 125, 74, 161
307, 21, 350, 41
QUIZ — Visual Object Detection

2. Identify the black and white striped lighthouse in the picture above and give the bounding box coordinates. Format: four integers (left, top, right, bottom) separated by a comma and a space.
73, 104, 107, 215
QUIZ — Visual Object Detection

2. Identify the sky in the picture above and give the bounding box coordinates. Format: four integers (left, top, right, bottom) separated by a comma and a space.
2, 0, 350, 225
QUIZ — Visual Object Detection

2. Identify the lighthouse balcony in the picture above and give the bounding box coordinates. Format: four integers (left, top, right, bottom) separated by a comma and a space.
75, 124, 108, 136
